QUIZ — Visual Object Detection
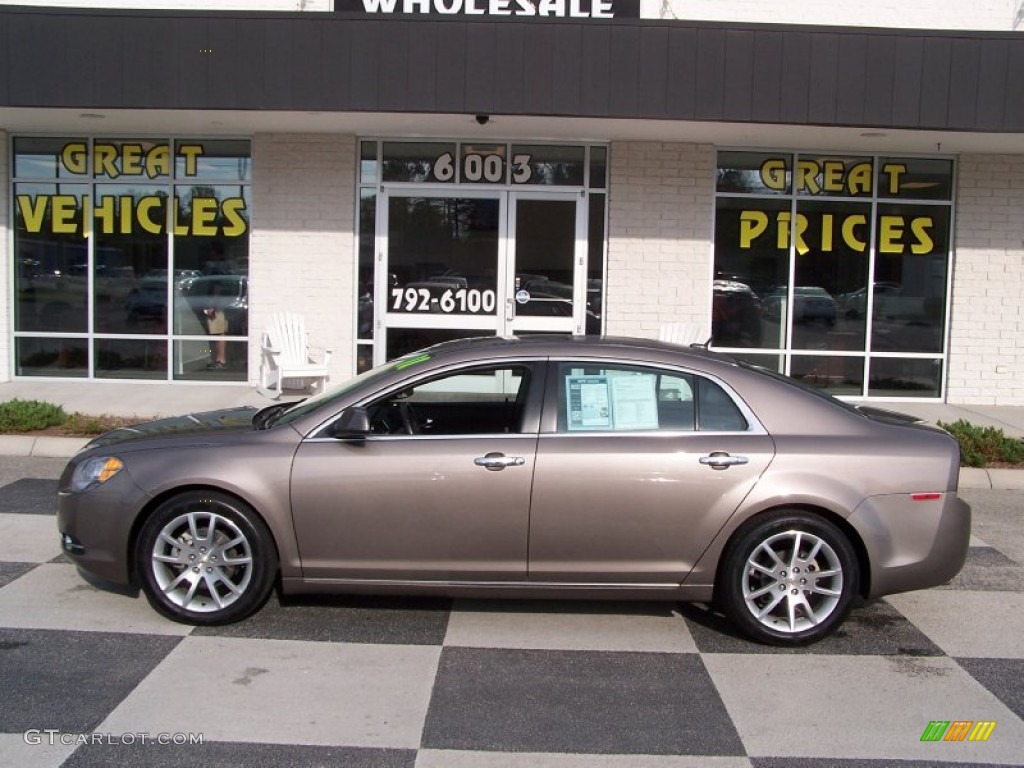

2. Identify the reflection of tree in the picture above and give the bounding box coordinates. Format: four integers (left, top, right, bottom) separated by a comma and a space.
383, 160, 434, 183
716, 168, 770, 193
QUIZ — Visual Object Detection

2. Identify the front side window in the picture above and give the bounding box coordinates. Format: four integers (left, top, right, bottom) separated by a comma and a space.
556, 363, 746, 433
366, 365, 532, 436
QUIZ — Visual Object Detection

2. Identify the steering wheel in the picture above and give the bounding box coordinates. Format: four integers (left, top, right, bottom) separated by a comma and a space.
397, 402, 420, 435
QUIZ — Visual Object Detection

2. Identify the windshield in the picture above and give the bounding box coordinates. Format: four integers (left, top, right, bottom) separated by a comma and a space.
273, 350, 434, 427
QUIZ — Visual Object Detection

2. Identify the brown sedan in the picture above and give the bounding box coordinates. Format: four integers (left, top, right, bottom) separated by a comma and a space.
57, 336, 970, 645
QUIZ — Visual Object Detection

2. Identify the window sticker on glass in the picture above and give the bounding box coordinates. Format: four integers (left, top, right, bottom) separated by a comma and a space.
565, 373, 660, 431
566, 375, 612, 430
610, 374, 659, 430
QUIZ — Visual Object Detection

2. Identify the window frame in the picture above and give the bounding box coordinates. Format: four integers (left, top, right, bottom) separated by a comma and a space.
314, 359, 547, 440
541, 359, 763, 436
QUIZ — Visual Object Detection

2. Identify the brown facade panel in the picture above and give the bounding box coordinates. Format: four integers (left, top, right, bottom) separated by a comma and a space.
1, 8, 1023, 132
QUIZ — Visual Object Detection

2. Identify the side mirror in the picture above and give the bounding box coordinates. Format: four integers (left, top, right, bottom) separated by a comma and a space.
329, 406, 371, 438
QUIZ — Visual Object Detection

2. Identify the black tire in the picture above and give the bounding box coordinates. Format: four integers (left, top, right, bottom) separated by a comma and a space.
135, 490, 277, 626
719, 510, 859, 646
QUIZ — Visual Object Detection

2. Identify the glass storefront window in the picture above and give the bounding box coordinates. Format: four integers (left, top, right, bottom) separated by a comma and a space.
717, 151, 792, 195
714, 151, 954, 399
877, 158, 953, 201
14, 183, 90, 335
13, 137, 87, 179
790, 354, 865, 397
460, 144, 507, 185
587, 193, 606, 334
868, 358, 943, 398
382, 142, 457, 183
589, 147, 607, 189
793, 155, 872, 197
360, 141, 378, 184
16, 338, 88, 378
94, 338, 167, 380
175, 139, 251, 182
358, 190, 376, 340
387, 196, 500, 317
509, 144, 585, 186
11, 137, 251, 381
712, 197, 790, 349
790, 200, 871, 351
871, 204, 949, 354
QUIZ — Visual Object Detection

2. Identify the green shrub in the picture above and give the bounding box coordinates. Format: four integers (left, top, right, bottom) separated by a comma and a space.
938, 419, 1024, 468
0, 399, 68, 432
63, 412, 132, 435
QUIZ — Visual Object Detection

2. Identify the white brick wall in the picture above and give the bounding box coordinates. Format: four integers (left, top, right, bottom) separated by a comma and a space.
646, 0, 1018, 31
0, 131, 8, 382
250, 133, 357, 388
947, 154, 1024, 405
605, 142, 714, 340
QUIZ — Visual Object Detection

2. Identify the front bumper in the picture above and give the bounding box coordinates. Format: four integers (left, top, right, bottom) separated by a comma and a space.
56, 474, 149, 587
848, 492, 971, 598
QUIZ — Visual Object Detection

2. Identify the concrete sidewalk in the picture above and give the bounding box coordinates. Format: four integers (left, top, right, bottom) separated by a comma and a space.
0, 379, 1022, 490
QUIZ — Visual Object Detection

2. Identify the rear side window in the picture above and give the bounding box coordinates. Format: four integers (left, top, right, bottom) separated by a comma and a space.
556, 363, 746, 433
697, 377, 747, 431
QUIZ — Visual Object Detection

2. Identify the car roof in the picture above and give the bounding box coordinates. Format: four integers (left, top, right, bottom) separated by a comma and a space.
416, 334, 731, 366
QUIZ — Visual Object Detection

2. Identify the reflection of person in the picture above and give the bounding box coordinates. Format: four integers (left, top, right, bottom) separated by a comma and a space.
204, 282, 228, 369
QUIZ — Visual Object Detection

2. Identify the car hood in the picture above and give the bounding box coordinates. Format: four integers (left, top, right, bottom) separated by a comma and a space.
82, 407, 258, 450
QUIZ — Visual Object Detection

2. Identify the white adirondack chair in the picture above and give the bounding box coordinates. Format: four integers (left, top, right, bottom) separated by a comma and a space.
659, 322, 710, 348
260, 313, 333, 398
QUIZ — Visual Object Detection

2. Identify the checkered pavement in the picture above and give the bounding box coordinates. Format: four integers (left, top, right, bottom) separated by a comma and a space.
1, 467, 1023, 768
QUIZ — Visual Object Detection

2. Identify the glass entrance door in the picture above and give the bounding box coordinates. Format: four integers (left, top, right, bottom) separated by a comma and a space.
379, 190, 587, 363
506, 192, 587, 335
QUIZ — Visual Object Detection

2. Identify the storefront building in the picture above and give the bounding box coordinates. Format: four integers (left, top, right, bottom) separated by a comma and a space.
1, 2, 1023, 403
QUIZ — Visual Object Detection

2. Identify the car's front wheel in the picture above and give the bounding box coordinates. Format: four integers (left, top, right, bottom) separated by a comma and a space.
136, 491, 277, 625
719, 510, 859, 646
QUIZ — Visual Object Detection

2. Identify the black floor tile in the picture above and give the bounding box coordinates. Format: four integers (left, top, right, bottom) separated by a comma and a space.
64, 742, 416, 768
752, 759, 1006, 768
682, 598, 942, 656
0, 478, 58, 515
0, 561, 37, 588
937, 547, 1024, 592
421, 647, 745, 755
0, 628, 181, 733
956, 657, 1024, 720
193, 594, 451, 645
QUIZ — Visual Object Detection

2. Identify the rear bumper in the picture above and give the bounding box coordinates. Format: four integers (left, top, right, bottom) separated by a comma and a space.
849, 493, 971, 598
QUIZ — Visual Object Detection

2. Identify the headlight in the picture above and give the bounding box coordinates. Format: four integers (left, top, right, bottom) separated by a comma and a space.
70, 457, 124, 492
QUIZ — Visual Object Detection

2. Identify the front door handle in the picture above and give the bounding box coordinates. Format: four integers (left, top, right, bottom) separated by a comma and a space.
474, 452, 526, 471
699, 452, 749, 470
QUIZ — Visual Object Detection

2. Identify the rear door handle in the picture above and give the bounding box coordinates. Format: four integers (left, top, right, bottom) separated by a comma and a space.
699, 452, 749, 470
474, 452, 526, 471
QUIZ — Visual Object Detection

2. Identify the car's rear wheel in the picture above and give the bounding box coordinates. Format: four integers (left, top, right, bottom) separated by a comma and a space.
136, 491, 276, 625
720, 510, 859, 646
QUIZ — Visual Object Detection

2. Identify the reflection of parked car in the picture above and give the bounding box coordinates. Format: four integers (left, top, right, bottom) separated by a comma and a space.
515, 291, 601, 334
712, 279, 762, 346
182, 276, 249, 335
764, 286, 837, 326
839, 282, 925, 320
124, 278, 169, 325
58, 335, 969, 646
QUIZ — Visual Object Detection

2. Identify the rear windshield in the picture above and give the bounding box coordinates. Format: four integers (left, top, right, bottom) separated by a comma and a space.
736, 361, 921, 425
